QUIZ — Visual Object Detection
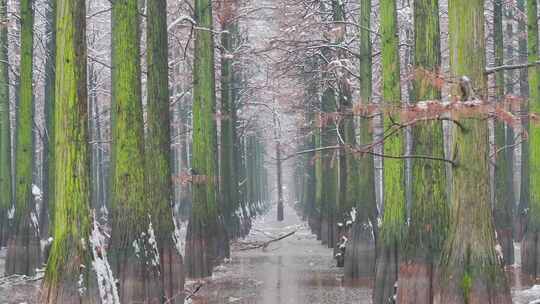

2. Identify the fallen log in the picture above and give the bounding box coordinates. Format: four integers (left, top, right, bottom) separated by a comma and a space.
233, 230, 297, 251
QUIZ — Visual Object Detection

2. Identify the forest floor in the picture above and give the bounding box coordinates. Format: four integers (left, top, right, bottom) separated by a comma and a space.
1, 203, 540, 303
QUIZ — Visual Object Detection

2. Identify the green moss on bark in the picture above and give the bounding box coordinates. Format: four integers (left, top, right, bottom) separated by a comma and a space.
146, 0, 185, 300
41, 1, 99, 301
109, 0, 160, 300
41, 0, 56, 240
434, 0, 512, 301
185, 0, 221, 278
6, 0, 40, 276
0, 0, 11, 248
373, 0, 404, 302
522, 0, 540, 278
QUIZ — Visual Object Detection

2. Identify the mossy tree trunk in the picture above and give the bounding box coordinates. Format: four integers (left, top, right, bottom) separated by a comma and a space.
40, 0, 56, 240
6, 0, 41, 276
522, 0, 540, 278
492, 0, 514, 266
517, 0, 529, 242
373, 0, 405, 302
397, 0, 448, 302
433, 0, 512, 302
146, 0, 185, 301
219, 0, 240, 239
40, 1, 100, 301
344, 0, 377, 282
109, 0, 161, 301
300, 59, 318, 234
0, 0, 11, 248
185, 0, 222, 279
332, 0, 356, 235
318, 87, 339, 249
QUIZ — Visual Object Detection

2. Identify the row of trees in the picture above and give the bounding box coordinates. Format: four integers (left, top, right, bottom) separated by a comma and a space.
286, 0, 538, 303
0, 0, 273, 303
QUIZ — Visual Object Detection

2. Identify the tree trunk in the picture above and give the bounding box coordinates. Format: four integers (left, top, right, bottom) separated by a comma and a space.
40, 0, 56, 241
516, 0, 529, 242
6, 0, 40, 276
219, 0, 240, 239
373, 0, 405, 302
522, 0, 540, 279
185, 0, 222, 279
433, 0, 512, 302
40, 1, 102, 301
397, 0, 448, 302
146, 0, 185, 301
344, 0, 377, 282
492, 0, 514, 266
318, 88, 339, 249
0, 0, 11, 248
109, 0, 161, 301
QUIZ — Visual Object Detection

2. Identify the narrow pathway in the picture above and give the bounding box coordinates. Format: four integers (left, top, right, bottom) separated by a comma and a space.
186, 203, 371, 304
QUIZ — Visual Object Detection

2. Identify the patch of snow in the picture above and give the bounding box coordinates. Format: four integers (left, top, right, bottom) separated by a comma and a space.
30, 212, 39, 236
172, 218, 187, 257
90, 214, 120, 304
7, 206, 14, 219
78, 272, 86, 295
146, 219, 160, 267
350, 207, 357, 222
495, 244, 504, 261
132, 240, 140, 258
31, 184, 42, 200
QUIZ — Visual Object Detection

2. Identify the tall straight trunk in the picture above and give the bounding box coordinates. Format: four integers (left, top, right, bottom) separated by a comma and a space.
522, 0, 540, 278
318, 88, 339, 249
40, 1, 101, 301
518, 0, 529, 239
0, 0, 11, 248
397, 0, 448, 302
493, 0, 514, 266
433, 0, 512, 302
373, 0, 404, 302
301, 59, 318, 234
219, 0, 240, 235
109, 0, 160, 301
275, 114, 284, 221
313, 116, 323, 240
40, 0, 56, 240
332, 0, 355, 222
6, 0, 40, 276
185, 0, 221, 279
276, 141, 284, 220
146, 0, 185, 301
344, 0, 377, 281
